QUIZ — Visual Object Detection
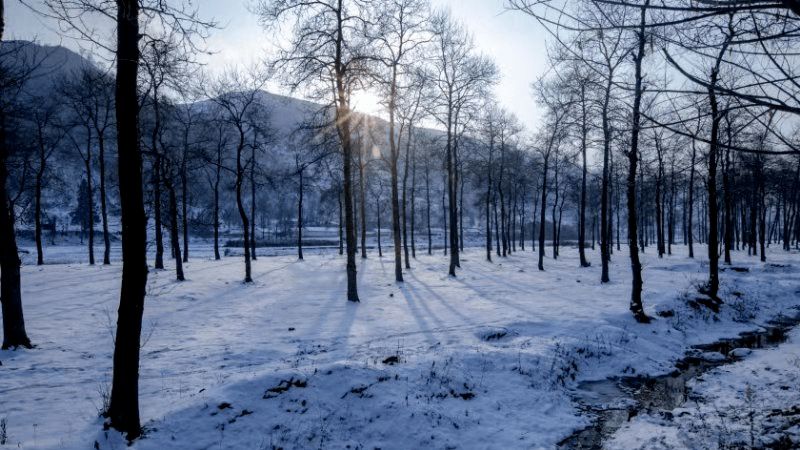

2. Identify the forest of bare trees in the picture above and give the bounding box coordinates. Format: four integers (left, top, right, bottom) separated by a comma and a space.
1, 0, 800, 440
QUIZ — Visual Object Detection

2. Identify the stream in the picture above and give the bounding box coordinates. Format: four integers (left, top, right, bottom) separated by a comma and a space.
558, 312, 800, 449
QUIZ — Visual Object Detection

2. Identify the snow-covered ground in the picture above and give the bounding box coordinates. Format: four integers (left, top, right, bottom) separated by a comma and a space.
1, 242, 798, 449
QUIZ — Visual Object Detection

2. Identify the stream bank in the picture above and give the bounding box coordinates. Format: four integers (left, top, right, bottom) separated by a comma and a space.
559, 309, 800, 449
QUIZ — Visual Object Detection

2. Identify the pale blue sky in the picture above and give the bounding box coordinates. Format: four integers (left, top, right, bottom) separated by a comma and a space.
6, 0, 548, 130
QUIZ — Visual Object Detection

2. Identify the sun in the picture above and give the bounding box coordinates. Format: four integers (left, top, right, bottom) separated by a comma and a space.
352, 89, 385, 117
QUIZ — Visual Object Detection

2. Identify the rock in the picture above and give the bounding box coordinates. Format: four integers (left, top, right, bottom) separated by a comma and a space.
730, 348, 752, 358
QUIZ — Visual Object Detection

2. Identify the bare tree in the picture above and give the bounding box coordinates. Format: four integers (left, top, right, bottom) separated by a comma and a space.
28, 92, 67, 265
369, 0, 430, 281
428, 9, 497, 276
61, 66, 116, 265
38, 0, 213, 437
206, 68, 269, 283
257, 0, 376, 302
0, 33, 34, 349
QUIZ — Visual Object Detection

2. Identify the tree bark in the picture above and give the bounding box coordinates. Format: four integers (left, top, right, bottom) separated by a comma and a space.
298, 166, 304, 260
538, 154, 548, 271
107, 0, 147, 437
166, 173, 184, 280
0, 95, 32, 348
99, 127, 110, 265
627, 0, 650, 324
579, 82, 589, 267
213, 146, 221, 260
153, 154, 164, 269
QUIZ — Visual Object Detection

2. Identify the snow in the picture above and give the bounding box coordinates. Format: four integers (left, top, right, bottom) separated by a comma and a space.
1, 242, 798, 449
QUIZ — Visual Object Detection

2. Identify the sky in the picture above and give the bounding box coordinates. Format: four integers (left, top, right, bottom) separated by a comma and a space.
6, 0, 549, 131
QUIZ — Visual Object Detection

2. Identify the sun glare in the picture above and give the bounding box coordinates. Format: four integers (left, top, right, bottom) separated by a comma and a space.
352, 90, 385, 117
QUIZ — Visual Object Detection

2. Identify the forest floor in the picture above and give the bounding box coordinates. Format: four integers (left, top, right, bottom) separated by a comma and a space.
1, 241, 798, 449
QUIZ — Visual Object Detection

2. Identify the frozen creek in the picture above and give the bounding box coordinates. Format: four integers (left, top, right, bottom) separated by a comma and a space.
560, 309, 800, 450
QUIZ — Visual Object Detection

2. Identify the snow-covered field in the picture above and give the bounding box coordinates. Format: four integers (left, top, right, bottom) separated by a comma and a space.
1, 242, 798, 449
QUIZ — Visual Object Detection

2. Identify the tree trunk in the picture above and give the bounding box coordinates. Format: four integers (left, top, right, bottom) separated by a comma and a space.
426, 164, 432, 255
627, 0, 650, 324
167, 174, 184, 281
552, 164, 559, 260
538, 154, 548, 271
84, 146, 95, 265
213, 150, 221, 261
99, 129, 111, 265
402, 136, 410, 269
499, 183, 507, 257
600, 76, 612, 281
377, 196, 382, 257
336, 72, 359, 302
688, 140, 696, 258
153, 155, 163, 269
579, 84, 589, 267
0, 102, 32, 349
723, 147, 732, 264
486, 166, 492, 262
181, 140, 189, 263
34, 123, 46, 265
410, 148, 417, 259
235, 132, 252, 283
359, 147, 367, 259
298, 167, 304, 260
338, 189, 344, 255
107, 0, 147, 437
250, 145, 257, 261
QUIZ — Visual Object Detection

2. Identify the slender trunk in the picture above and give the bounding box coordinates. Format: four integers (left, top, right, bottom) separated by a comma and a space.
84, 147, 95, 265
705, 76, 721, 300
723, 148, 732, 264
181, 141, 188, 263
98, 131, 110, 265
411, 150, 417, 258
213, 150, 221, 261
579, 84, 589, 267
688, 140, 696, 258
235, 129, 252, 283
459, 167, 465, 253
338, 189, 344, 255
377, 195, 382, 257
298, 167, 304, 260
426, 164, 432, 255
655, 138, 665, 258
552, 164, 559, 260
494, 194, 501, 257
153, 155, 163, 269
486, 158, 492, 262
499, 183, 507, 257
402, 134, 410, 269
336, 69, 359, 302
520, 185, 525, 251
512, 186, 517, 253
442, 178, 448, 256
759, 170, 766, 261
359, 147, 367, 259
627, 0, 650, 323
107, 0, 147, 436
250, 145, 257, 261
389, 91, 402, 280
167, 174, 184, 281
600, 76, 612, 281
34, 122, 46, 265
538, 154, 549, 271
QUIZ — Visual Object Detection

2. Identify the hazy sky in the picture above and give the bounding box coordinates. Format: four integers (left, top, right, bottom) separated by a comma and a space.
6, 0, 549, 130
